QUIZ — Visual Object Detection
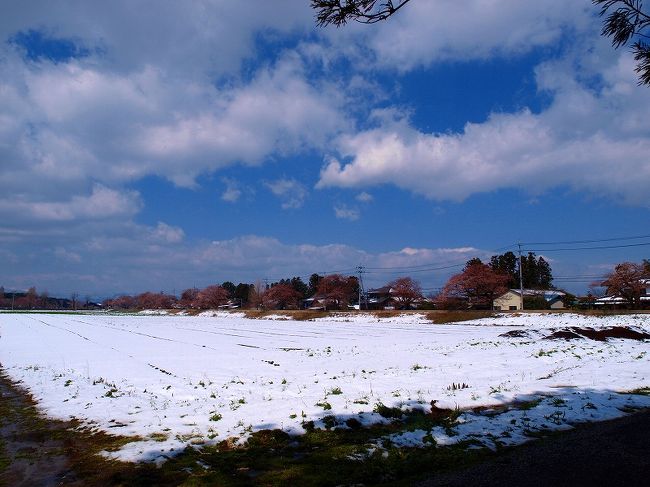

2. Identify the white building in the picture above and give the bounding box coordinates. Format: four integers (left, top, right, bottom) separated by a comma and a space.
493, 289, 567, 311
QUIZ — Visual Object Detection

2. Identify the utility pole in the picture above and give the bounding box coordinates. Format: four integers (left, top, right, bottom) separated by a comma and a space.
11, 292, 15, 311
356, 265, 365, 310
518, 242, 525, 311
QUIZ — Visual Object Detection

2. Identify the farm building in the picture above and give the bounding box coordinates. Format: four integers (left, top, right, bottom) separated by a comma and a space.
493, 289, 567, 311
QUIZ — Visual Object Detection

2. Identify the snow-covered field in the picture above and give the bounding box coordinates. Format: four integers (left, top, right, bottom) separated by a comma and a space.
0, 312, 649, 461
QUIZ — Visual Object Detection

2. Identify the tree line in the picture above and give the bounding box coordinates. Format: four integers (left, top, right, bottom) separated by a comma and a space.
102, 274, 361, 311
100, 251, 557, 311
436, 252, 556, 310
4, 255, 648, 311
0, 287, 91, 310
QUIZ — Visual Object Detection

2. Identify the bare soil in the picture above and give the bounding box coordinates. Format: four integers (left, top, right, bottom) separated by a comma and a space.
0, 372, 182, 486
543, 326, 650, 341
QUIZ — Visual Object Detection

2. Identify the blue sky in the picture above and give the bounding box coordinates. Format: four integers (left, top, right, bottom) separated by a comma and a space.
1, 1, 649, 299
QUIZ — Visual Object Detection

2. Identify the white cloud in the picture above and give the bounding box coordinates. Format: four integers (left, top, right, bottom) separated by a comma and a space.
150, 222, 184, 244
334, 204, 360, 221
374, 246, 481, 270
355, 191, 373, 203
133, 55, 347, 186
221, 178, 242, 203
0, 184, 141, 222
265, 178, 308, 209
0, 6, 349, 226
53, 247, 82, 263
0, 221, 488, 296
352, 0, 592, 70
318, 44, 650, 206
1, 1, 313, 77
0, 50, 348, 189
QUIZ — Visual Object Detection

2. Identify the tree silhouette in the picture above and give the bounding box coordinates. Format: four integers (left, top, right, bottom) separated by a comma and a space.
595, 0, 650, 85
312, 0, 412, 26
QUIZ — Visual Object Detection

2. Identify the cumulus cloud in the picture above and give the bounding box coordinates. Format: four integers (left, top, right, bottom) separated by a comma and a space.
0, 221, 488, 297
0, 184, 141, 222
221, 178, 243, 203
334, 204, 360, 221
0, 50, 348, 190
356, 0, 592, 70
1, 1, 643, 299
0, 8, 347, 229
150, 222, 185, 244
318, 43, 650, 206
1, 1, 313, 76
264, 178, 308, 209
133, 55, 347, 186
356, 191, 373, 203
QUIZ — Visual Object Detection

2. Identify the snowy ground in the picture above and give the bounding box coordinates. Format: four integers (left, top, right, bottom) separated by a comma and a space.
0, 312, 649, 461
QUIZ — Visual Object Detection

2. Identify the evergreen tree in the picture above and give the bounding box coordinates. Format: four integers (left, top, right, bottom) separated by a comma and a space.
464, 257, 483, 270
537, 257, 553, 289
234, 283, 252, 305
308, 273, 323, 296
522, 253, 538, 288
221, 281, 236, 298
290, 277, 309, 299
489, 251, 554, 290
489, 251, 518, 288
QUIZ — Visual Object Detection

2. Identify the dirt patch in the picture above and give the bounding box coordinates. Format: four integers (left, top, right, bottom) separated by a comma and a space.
241, 310, 330, 321
0, 373, 185, 486
498, 330, 532, 338
543, 330, 585, 340
426, 311, 496, 324
543, 326, 650, 341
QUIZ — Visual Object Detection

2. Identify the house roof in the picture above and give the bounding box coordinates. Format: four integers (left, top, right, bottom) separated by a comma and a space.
367, 296, 394, 305
368, 286, 392, 295
595, 295, 650, 304
595, 295, 626, 303
499, 289, 566, 301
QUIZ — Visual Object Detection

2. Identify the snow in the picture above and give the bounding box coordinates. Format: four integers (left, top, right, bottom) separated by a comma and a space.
0, 312, 649, 461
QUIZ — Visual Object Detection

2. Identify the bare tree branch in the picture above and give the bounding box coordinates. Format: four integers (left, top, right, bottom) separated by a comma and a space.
312, 0, 413, 27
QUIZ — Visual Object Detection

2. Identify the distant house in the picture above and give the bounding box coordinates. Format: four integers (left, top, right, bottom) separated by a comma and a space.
365, 286, 426, 310
302, 295, 326, 310
217, 300, 241, 310
366, 286, 397, 310
594, 279, 650, 308
493, 289, 567, 311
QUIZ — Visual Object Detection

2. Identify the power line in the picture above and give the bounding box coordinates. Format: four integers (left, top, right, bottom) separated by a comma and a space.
363, 244, 516, 272
521, 234, 650, 245
524, 241, 650, 252
364, 262, 466, 275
